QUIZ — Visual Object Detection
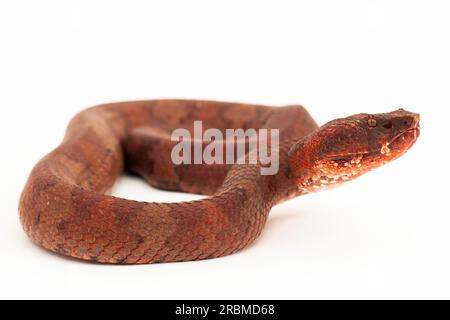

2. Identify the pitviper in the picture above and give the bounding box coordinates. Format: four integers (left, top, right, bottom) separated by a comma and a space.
19, 100, 420, 264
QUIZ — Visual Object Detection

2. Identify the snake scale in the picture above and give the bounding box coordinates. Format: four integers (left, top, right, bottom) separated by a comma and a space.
19, 100, 420, 264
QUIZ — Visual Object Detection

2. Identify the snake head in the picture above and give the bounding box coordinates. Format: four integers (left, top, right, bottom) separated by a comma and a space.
289, 108, 420, 193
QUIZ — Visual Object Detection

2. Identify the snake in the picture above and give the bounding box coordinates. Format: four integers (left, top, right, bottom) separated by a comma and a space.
19, 100, 420, 264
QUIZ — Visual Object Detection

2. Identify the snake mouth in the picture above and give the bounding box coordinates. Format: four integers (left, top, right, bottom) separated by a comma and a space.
389, 127, 420, 153
389, 113, 420, 149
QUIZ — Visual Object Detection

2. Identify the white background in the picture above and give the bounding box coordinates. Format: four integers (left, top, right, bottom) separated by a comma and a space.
0, 0, 449, 300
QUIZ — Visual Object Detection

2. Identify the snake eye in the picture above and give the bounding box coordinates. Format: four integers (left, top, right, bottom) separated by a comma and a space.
368, 118, 377, 127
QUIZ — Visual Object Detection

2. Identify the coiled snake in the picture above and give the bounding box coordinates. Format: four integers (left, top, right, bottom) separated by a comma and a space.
19, 100, 420, 264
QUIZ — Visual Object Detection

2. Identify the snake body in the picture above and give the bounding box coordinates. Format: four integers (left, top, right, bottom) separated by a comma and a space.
19, 100, 420, 264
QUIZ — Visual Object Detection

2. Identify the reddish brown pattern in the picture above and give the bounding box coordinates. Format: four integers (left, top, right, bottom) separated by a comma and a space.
19, 100, 419, 264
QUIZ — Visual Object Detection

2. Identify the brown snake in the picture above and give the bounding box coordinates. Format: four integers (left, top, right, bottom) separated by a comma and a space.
19, 100, 420, 264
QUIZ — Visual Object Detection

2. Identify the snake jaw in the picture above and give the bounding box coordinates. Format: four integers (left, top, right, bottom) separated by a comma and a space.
377, 114, 420, 164
388, 127, 420, 152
